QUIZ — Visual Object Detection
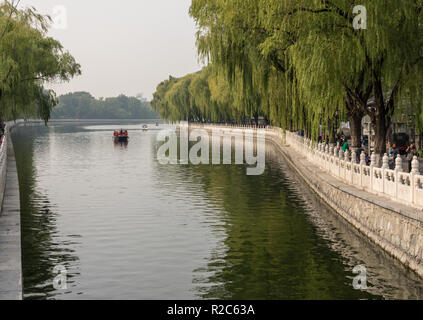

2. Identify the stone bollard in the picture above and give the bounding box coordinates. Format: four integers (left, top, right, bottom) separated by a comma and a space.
395, 155, 404, 172
411, 156, 420, 174
330, 145, 334, 156
360, 151, 366, 166
339, 149, 344, 160
382, 153, 389, 170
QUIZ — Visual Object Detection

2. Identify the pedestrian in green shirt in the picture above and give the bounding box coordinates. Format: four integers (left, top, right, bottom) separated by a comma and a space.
342, 141, 349, 152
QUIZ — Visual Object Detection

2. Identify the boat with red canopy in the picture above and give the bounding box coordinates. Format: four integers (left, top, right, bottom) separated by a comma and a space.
113, 129, 129, 142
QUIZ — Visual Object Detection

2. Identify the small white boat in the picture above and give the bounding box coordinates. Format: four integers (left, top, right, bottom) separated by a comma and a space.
142, 125, 149, 131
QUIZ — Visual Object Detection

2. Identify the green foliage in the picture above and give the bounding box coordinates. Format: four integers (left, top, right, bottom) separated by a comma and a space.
52, 92, 159, 120
155, 0, 423, 154
0, 1, 81, 122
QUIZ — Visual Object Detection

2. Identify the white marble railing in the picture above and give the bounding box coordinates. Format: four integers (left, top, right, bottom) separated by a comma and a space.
188, 123, 423, 209
284, 131, 423, 209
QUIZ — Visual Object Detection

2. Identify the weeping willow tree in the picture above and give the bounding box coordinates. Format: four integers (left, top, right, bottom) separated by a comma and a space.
357, 0, 423, 155
0, 1, 81, 123
151, 67, 233, 123
153, 0, 423, 156
189, 0, 295, 127
188, 0, 341, 133
268, 0, 423, 154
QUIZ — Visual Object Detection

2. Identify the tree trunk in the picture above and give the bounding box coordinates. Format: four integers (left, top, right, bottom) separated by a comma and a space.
328, 118, 335, 144
374, 116, 387, 156
253, 112, 259, 126
349, 112, 363, 151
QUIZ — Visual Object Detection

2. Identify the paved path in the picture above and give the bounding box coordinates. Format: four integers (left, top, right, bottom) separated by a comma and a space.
0, 136, 22, 300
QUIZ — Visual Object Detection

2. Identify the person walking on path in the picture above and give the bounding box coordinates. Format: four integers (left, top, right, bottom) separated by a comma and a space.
342, 139, 350, 153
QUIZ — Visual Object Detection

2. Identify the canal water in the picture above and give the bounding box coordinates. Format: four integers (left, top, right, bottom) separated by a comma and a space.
12, 121, 423, 300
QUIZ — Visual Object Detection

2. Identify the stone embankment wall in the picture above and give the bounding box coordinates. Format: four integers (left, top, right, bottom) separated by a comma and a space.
0, 121, 23, 300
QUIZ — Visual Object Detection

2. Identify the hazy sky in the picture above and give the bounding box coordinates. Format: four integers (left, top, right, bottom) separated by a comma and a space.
19, 0, 202, 100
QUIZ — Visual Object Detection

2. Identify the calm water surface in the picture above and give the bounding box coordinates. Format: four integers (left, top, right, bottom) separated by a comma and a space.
12, 121, 423, 300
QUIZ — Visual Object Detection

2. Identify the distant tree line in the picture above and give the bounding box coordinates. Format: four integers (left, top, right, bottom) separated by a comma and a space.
52, 92, 159, 120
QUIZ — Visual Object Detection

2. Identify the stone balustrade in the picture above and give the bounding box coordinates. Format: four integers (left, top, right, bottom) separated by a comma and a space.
186, 123, 423, 209
283, 131, 423, 209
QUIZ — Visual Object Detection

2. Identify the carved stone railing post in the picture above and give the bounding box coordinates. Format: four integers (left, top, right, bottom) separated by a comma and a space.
411, 156, 420, 174
395, 155, 403, 173
360, 151, 366, 187
411, 156, 420, 204
325, 145, 329, 170
382, 153, 389, 194
382, 153, 389, 170
395, 155, 403, 200
346, 150, 353, 183
338, 149, 344, 178
370, 153, 377, 191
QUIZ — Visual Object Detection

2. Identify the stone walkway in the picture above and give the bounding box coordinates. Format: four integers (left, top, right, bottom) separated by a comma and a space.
0, 136, 22, 300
